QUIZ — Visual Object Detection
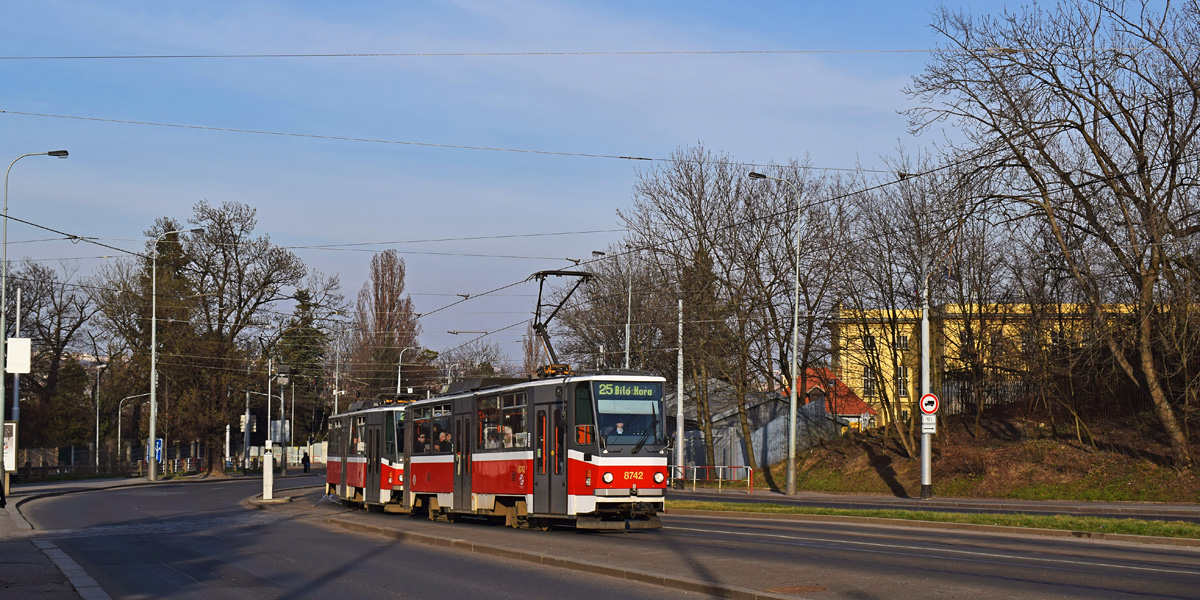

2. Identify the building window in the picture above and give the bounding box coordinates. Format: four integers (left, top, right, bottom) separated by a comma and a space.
862, 335, 876, 351
895, 366, 909, 398
896, 335, 909, 351
1051, 329, 1066, 347
862, 367, 878, 397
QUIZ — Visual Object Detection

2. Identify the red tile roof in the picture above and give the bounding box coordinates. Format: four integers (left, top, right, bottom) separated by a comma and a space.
798, 367, 877, 416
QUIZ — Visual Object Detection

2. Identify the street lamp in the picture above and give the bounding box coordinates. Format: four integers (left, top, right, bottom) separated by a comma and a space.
747, 170, 803, 496
396, 347, 421, 395
2, 150, 68, 493
93, 361, 108, 469
149, 227, 204, 482
117, 392, 151, 464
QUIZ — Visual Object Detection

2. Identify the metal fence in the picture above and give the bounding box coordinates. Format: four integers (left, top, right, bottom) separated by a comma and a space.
672, 465, 755, 494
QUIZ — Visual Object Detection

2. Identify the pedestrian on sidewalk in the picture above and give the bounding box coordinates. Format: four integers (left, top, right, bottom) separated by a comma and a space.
301, 452, 310, 474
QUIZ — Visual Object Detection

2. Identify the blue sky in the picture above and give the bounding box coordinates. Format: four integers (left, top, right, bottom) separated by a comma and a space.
1, 0, 1014, 363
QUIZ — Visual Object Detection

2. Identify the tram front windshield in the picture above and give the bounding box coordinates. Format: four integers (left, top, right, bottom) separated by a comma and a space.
594, 381, 664, 448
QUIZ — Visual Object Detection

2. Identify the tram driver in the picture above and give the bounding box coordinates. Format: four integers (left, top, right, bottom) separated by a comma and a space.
605, 422, 625, 441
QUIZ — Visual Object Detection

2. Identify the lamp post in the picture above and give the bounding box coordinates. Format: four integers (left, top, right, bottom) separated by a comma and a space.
2, 150, 68, 493
93, 361, 108, 469
747, 171, 803, 495
117, 392, 151, 465
149, 227, 204, 481
396, 347, 420, 395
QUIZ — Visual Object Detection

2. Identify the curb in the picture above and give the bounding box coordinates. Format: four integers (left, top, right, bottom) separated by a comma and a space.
665, 509, 1200, 548
673, 490, 1200, 520
325, 515, 798, 600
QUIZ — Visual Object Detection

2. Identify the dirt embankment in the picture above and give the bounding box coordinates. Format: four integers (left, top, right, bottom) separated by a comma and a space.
779, 412, 1200, 503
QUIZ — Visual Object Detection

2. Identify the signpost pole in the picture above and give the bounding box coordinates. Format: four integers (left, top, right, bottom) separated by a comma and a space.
920, 273, 934, 500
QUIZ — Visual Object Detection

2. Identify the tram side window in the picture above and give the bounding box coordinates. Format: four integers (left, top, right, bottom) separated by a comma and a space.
478, 396, 501, 449
501, 393, 528, 448
413, 408, 431, 454
574, 385, 596, 445
384, 412, 396, 456
554, 408, 565, 475
431, 404, 452, 452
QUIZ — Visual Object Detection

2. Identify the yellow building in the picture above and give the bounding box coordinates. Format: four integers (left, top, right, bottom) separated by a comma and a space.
829, 303, 1095, 426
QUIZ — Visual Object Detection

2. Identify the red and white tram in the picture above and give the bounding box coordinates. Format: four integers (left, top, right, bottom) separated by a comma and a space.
326, 372, 668, 530
326, 402, 408, 509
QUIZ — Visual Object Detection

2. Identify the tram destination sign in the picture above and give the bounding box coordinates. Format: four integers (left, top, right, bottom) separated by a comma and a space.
596, 382, 661, 399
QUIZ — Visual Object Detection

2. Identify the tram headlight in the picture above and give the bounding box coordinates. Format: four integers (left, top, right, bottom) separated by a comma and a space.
602, 472, 614, 484
653, 471, 665, 484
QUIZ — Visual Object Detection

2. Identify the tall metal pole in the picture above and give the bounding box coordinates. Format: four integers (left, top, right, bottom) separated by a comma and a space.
117, 393, 149, 465
396, 347, 417, 394
920, 267, 933, 500
747, 172, 801, 495
280, 370, 287, 473
93, 363, 106, 468
243, 389, 251, 471
2, 150, 67, 494
676, 292, 684, 482
150, 237, 158, 480
12, 288, 20, 423
290, 380, 295, 466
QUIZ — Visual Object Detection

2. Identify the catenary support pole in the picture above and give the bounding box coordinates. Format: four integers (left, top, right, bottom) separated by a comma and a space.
676, 293, 684, 484
920, 267, 933, 500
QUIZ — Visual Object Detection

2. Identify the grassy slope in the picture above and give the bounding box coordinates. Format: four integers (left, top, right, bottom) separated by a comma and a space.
760, 412, 1200, 503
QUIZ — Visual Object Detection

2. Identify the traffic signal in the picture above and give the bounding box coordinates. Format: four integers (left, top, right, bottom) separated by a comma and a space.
239, 414, 247, 432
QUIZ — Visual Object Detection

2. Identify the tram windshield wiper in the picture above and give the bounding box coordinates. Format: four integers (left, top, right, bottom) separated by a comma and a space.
631, 417, 658, 455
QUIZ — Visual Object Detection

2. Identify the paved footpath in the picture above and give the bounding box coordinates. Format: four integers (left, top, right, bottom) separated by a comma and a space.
0, 476, 208, 599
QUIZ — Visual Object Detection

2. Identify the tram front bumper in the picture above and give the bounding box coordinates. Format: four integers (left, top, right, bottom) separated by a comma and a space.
576, 513, 662, 530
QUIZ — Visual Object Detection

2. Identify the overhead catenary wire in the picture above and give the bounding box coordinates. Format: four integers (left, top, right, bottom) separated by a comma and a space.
0, 46, 1192, 61
12, 71, 1199, 368
0, 110, 889, 173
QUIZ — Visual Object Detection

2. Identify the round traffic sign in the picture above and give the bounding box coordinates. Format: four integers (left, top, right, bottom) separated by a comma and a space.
919, 393, 939, 415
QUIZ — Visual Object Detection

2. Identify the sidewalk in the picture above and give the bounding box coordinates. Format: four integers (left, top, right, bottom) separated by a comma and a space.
1, 493, 88, 599
0, 475, 185, 600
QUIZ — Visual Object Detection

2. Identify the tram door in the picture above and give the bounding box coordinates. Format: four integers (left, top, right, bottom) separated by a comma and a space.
365, 420, 382, 504
534, 399, 567, 515
338, 418, 350, 497
453, 411, 472, 511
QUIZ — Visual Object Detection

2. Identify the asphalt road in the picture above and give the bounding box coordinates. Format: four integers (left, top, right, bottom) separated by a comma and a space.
19, 476, 703, 600
19, 477, 1200, 599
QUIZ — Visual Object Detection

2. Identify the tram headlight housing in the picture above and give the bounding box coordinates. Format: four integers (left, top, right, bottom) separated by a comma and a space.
602, 472, 614, 484
653, 471, 665, 484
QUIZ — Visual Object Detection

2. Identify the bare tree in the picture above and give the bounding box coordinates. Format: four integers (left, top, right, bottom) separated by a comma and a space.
5, 260, 98, 447
349, 250, 421, 397
908, 0, 1200, 466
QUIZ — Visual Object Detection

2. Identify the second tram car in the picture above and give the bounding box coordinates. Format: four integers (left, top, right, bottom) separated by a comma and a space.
326, 371, 668, 530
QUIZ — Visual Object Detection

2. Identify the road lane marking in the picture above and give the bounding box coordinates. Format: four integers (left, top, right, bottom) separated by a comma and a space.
665, 525, 1200, 577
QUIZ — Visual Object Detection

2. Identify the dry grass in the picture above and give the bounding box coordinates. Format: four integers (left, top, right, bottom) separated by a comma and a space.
769, 411, 1200, 503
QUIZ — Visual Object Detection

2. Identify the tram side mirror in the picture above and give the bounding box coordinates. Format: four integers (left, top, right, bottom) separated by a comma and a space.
576, 425, 594, 445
